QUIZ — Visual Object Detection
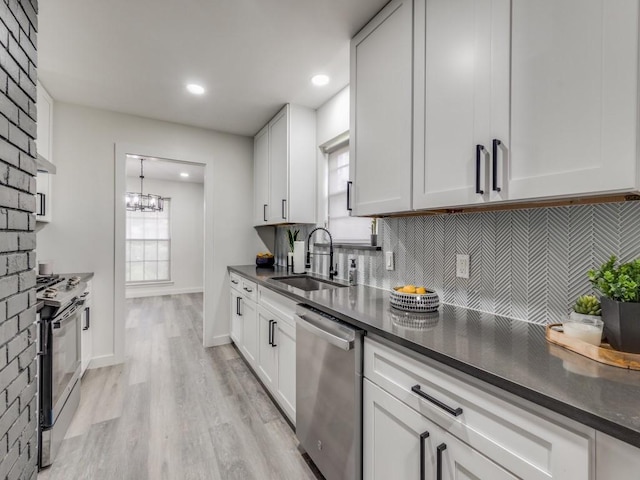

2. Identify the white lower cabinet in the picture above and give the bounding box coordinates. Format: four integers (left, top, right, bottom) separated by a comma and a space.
364, 379, 517, 480
229, 274, 296, 425
240, 299, 258, 368
363, 337, 593, 480
257, 306, 278, 388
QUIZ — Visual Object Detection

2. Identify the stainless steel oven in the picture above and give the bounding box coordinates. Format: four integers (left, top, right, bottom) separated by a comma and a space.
38, 284, 85, 468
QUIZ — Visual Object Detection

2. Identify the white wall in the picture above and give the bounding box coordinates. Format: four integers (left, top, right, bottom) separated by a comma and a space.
315, 86, 350, 224
37, 103, 258, 367
125, 176, 204, 298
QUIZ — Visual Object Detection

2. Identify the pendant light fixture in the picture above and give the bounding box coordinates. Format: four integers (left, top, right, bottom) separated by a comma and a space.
126, 158, 164, 212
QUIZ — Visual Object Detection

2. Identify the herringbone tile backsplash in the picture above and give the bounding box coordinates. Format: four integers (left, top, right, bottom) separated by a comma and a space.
274, 201, 640, 325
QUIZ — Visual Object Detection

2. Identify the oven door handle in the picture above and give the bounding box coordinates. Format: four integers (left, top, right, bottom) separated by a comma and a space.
37, 319, 48, 356
52, 304, 82, 329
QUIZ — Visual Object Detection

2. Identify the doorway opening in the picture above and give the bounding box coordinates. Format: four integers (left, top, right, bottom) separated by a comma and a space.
123, 154, 206, 354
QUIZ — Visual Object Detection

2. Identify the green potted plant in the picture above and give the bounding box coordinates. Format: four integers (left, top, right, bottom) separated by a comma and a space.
588, 256, 640, 353
287, 229, 299, 271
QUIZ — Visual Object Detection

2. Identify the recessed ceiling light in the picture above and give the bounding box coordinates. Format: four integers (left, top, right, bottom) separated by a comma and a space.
180, 172, 189, 178
311, 74, 330, 87
186, 84, 205, 95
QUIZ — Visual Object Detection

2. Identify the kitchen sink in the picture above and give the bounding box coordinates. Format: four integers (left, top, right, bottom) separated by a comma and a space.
270, 275, 347, 292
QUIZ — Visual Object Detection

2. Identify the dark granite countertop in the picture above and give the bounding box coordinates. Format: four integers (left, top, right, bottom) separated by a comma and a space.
229, 265, 640, 449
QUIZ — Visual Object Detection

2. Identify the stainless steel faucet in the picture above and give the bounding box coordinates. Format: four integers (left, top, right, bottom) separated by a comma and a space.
305, 227, 338, 280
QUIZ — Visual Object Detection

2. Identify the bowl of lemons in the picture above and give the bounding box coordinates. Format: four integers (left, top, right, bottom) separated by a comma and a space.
256, 252, 275, 268
390, 285, 440, 313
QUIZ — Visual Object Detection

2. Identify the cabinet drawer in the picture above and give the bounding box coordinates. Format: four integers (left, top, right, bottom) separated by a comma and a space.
229, 272, 242, 292
240, 278, 257, 302
258, 286, 296, 328
364, 337, 593, 480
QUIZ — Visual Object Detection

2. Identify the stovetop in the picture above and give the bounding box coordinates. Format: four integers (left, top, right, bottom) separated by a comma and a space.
36, 275, 86, 311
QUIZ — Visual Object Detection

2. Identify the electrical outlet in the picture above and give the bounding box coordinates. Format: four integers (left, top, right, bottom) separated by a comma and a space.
456, 254, 470, 279
385, 251, 394, 271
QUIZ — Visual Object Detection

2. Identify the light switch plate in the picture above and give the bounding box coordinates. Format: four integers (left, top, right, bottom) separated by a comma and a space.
385, 251, 394, 271
456, 254, 470, 279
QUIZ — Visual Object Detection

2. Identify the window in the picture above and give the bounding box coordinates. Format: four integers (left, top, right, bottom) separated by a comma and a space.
126, 199, 171, 283
327, 144, 371, 243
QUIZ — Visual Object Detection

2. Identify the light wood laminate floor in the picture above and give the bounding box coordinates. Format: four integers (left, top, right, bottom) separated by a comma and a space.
39, 293, 318, 480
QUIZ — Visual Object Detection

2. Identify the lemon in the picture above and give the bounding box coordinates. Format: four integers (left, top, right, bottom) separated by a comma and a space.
402, 286, 417, 294
416, 287, 427, 294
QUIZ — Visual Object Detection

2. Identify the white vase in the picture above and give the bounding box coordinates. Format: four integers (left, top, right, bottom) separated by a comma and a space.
293, 241, 306, 274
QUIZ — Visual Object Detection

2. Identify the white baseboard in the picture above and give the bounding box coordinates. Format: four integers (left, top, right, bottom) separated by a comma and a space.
206, 334, 231, 348
126, 286, 203, 299
87, 354, 123, 369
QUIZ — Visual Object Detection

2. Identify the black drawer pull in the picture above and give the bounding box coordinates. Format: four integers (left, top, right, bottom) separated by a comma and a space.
492, 139, 502, 192
411, 385, 463, 417
437, 443, 447, 480
475, 144, 485, 195
231, 279, 239, 285
271, 320, 277, 347
419, 431, 430, 480
268, 319, 273, 345
243, 287, 253, 293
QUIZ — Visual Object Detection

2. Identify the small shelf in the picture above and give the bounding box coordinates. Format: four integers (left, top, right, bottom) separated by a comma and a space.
313, 242, 382, 251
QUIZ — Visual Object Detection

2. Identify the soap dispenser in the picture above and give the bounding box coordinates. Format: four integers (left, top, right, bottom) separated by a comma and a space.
348, 258, 357, 286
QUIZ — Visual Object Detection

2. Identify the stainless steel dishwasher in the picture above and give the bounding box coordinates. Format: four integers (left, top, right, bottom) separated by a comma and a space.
295, 304, 364, 480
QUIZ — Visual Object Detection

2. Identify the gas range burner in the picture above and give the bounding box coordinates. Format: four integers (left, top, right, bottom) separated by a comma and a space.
41, 288, 58, 299
36, 274, 62, 292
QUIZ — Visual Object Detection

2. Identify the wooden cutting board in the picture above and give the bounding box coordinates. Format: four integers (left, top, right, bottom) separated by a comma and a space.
545, 324, 640, 371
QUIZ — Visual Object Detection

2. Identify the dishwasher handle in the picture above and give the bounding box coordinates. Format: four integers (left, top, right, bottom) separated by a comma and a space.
296, 313, 355, 351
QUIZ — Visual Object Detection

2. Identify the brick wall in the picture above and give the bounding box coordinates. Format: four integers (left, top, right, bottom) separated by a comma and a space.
0, 1, 39, 479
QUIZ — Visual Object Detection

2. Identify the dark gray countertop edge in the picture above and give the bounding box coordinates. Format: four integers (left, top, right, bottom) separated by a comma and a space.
228, 265, 640, 449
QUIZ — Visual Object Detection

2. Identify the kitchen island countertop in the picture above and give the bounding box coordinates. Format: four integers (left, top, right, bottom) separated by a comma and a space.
229, 264, 640, 449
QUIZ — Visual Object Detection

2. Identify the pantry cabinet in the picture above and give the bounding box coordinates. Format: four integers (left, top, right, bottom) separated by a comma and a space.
349, 0, 413, 216
252, 104, 316, 226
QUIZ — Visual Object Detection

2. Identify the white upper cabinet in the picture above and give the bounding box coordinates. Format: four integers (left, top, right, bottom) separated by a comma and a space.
413, 0, 510, 209
350, 0, 413, 216
36, 81, 54, 162
253, 104, 316, 226
508, 0, 639, 201
354, 0, 640, 214
254, 125, 270, 225
268, 108, 289, 223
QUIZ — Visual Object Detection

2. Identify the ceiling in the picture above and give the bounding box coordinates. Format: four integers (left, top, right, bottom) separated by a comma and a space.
126, 156, 205, 184
38, 0, 389, 137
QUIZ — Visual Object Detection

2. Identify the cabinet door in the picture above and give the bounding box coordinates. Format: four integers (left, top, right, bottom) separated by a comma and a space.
509, 0, 639, 200
268, 107, 289, 224
350, 0, 413, 216
36, 81, 53, 161
36, 171, 52, 223
230, 291, 243, 346
253, 125, 270, 226
364, 379, 518, 480
413, 0, 510, 209
275, 318, 296, 423
257, 307, 277, 390
364, 378, 434, 480
240, 299, 258, 367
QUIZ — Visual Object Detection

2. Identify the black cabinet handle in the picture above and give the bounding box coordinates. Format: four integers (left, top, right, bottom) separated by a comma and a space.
475, 144, 485, 195
231, 279, 239, 285
237, 297, 242, 316
492, 139, 502, 192
263, 204, 268, 222
346, 181, 353, 212
419, 431, 430, 480
82, 307, 90, 331
243, 287, 253, 293
437, 443, 447, 480
271, 321, 277, 347
37, 192, 45, 216
268, 319, 273, 345
282, 199, 286, 219
411, 385, 463, 417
